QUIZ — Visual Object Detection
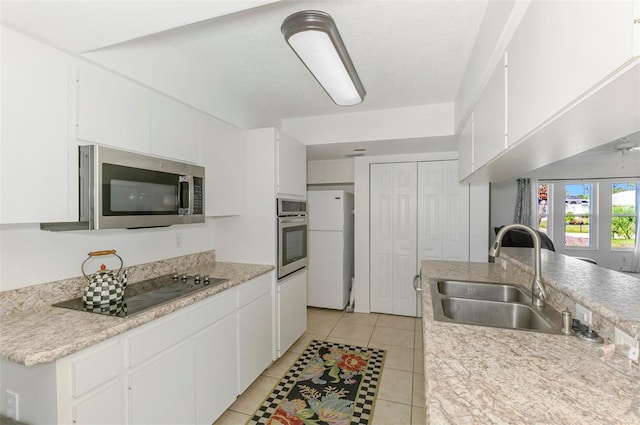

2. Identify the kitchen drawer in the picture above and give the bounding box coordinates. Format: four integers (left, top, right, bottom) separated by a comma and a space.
128, 289, 236, 368
72, 340, 122, 398
237, 274, 271, 308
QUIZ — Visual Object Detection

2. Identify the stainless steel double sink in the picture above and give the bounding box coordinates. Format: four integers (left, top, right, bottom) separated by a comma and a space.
429, 279, 563, 334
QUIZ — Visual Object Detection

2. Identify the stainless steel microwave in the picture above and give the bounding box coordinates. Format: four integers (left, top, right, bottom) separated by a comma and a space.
41, 145, 204, 231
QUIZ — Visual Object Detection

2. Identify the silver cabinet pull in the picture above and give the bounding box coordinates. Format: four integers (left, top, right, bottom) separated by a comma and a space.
413, 274, 422, 292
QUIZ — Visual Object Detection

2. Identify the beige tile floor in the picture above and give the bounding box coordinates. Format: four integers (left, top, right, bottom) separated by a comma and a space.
214, 307, 425, 425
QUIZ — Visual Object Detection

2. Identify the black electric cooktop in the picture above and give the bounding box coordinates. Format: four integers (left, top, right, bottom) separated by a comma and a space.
53, 273, 227, 318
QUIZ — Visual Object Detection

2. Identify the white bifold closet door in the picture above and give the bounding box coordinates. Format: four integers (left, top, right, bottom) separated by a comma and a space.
370, 163, 418, 316
417, 161, 469, 262
370, 161, 469, 317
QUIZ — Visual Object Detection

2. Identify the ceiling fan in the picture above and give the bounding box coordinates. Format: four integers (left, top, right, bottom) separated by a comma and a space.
571, 131, 640, 159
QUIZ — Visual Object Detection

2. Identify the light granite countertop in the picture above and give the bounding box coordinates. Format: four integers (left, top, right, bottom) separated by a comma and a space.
0, 261, 273, 366
421, 249, 640, 424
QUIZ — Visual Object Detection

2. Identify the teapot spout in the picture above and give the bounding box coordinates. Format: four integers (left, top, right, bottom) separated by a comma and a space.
122, 268, 128, 290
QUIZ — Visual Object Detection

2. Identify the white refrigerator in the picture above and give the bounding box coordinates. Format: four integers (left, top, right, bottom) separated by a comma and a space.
307, 190, 354, 310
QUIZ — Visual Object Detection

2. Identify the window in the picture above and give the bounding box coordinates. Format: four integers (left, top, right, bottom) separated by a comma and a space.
537, 179, 639, 256
564, 183, 593, 248
610, 182, 637, 250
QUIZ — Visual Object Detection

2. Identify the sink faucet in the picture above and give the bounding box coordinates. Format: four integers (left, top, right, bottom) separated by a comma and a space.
489, 223, 548, 307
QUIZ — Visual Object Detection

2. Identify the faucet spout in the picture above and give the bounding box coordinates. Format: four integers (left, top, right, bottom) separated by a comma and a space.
490, 223, 547, 307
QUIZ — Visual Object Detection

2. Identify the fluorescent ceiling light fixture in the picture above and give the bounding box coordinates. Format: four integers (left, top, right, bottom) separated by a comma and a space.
282, 10, 366, 106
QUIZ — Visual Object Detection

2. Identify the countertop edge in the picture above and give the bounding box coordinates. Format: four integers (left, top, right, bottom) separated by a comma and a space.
1, 262, 274, 366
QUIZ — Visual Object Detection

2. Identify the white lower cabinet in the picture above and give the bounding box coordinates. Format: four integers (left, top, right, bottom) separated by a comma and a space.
277, 269, 307, 356
196, 314, 238, 423
129, 342, 196, 425
237, 274, 273, 393
51, 274, 273, 425
73, 381, 124, 425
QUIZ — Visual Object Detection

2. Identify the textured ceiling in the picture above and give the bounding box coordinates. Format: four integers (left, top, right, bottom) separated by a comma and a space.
2, 0, 490, 159
133, 0, 489, 121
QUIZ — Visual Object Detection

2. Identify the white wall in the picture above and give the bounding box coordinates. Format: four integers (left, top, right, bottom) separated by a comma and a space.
469, 183, 491, 262
0, 221, 215, 291
282, 103, 454, 146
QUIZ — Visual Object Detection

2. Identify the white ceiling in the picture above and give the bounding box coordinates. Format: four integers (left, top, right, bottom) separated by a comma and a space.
1, 0, 489, 160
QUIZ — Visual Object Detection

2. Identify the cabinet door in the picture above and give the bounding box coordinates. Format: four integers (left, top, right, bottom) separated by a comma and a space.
150, 93, 200, 163
129, 342, 195, 425
201, 114, 243, 216
277, 270, 307, 356
195, 313, 237, 424
277, 132, 306, 198
238, 293, 273, 392
323, 159, 354, 184
474, 54, 507, 169
1, 27, 72, 223
76, 64, 151, 153
292, 270, 307, 347
307, 161, 323, 184
508, 1, 635, 145
457, 113, 474, 181
73, 381, 124, 425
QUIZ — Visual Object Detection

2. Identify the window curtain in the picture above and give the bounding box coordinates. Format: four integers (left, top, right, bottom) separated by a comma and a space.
513, 178, 532, 225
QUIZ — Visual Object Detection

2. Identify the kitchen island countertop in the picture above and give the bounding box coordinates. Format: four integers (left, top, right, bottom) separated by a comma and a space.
0, 261, 273, 366
421, 250, 640, 424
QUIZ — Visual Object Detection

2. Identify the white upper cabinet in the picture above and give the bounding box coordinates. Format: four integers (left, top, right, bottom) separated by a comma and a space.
201, 114, 243, 216
150, 93, 200, 163
473, 53, 507, 169
307, 159, 354, 184
276, 131, 306, 198
457, 113, 474, 181
507, 0, 636, 146
76, 64, 151, 153
1, 27, 73, 224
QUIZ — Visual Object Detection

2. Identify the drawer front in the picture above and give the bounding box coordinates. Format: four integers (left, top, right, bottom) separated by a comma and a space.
237, 274, 272, 308
72, 341, 122, 398
128, 289, 235, 368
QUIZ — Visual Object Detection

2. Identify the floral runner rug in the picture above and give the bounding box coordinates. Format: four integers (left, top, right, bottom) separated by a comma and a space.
247, 339, 386, 425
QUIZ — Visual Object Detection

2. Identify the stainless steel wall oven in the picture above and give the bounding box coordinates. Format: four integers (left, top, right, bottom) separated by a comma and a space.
277, 199, 308, 279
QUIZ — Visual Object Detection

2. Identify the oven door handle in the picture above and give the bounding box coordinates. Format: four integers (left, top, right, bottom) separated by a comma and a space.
278, 216, 308, 224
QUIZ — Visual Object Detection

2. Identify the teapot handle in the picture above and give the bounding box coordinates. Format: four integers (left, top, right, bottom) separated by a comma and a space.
88, 250, 117, 257
82, 250, 124, 281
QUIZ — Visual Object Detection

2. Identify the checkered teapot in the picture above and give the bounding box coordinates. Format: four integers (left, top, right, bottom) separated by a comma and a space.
81, 250, 128, 307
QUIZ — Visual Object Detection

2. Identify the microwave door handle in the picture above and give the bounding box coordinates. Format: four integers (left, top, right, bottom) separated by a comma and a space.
178, 176, 192, 215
